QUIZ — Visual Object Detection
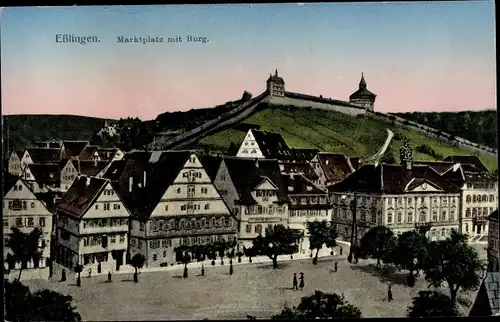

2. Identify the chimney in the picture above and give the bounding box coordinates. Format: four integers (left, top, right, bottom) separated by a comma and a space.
143, 171, 147, 187
86, 177, 91, 187
129, 177, 133, 192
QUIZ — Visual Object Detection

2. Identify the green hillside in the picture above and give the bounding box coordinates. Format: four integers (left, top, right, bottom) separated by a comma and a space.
391, 110, 497, 149
195, 104, 498, 171
2, 114, 108, 152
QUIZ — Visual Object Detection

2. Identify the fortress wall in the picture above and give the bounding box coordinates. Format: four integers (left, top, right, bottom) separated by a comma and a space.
264, 96, 366, 116
366, 111, 497, 157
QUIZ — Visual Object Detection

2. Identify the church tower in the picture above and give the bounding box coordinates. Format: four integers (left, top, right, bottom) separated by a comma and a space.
349, 73, 377, 110
266, 69, 285, 97
399, 138, 413, 170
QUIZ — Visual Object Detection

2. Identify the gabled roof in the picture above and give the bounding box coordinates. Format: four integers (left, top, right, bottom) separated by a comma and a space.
70, 160, 110, 177
413, 161, 455, 175
266, 70, 284, 85
290, 148, 319, 162
25, 163, 61, 184
281, 174, 327, 195
113, 151, 192, 220
14, 150, 25, 157
280, 162, 319, 181
251, 130, 294, 161
443, 155, 489, 172
56, 176, 109, 218
223, 157, 288, 205
328, 164, 461, 194
77, 145, 101, 161
199, 155, 222, 181
62, 141, 89, 158
25, 148, 62, 163
3, 172, 20, 197
317, 153, 354, 182
102, 160, 127, 181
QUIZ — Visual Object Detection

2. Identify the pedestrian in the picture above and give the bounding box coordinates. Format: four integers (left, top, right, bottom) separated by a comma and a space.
61, 269, 66, 282
387, 283, 393, 302
334, 261, 338, 272
299, 272, 304, 290
108, 271, 112, 282
292, 273, 298, 290
88, 267, 92, 278
339, 246, 343, 256
201, 264, 205, 276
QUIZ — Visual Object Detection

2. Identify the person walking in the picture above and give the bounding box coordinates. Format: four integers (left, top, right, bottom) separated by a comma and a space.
201, 264, 205, 276
108, 271, 112, 282
387, 283, 393, 302
299, 272, 305, 290
334, 261, 338, 272
339, 246, 343, 256
292, 273, 298, 290
61, 269, 67, 282
88, 267, 92, 278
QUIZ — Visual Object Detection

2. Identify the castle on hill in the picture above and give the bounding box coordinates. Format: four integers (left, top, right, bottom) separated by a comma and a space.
264, 69, 377, 112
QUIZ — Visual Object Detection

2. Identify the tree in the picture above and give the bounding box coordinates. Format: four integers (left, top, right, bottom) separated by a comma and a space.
74, 264, 83, 287
5, 227, 44, 281
407, 290, 459, 317
130, 253, 146, 283
271, 290, 362, 319
422, 230, 483, 303
389, 230, 428, 286
5, 279, 82, 322
242, 91, 253, 101
306, 220, 337, 265
252, 225, 299, 269
356, 226, 395, 268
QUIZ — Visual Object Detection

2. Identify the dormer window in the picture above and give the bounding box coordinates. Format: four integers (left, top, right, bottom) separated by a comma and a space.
306, 186, 312, 191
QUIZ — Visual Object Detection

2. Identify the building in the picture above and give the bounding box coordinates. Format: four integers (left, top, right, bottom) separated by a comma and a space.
279, 162, 320, 186
469, 272, 500, 316
60, 159, 111, 192
349, 73, 376, 110
266, 69, 285, 97
55, 176, 130, 272
20, 148, 62, 170
283, 173, 331, 255
487, 210, 499, 272
310, 153, 355, 187
112, 151, 237, 267
427, 157, 499, 241
3, 173, 53, 280
328, 141, 462, 241
20, 163, 61, 194
60, 140, 89, 159
7, 150, 25, 176
214, 157, 289, 249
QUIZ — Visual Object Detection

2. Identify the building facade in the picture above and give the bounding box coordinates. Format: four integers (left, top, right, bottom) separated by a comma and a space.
55, 176, 130, 272
487, 210, 499, 272
7, 150, 24, 176
266, 69, 285, 97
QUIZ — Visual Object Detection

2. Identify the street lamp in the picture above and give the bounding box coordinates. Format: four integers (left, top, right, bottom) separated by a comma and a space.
342, 192, 358, 263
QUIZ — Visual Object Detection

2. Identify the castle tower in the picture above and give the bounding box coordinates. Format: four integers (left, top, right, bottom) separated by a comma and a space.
266, 69, 285, 97
349, 73, 377, 110
399, 138, 413, 170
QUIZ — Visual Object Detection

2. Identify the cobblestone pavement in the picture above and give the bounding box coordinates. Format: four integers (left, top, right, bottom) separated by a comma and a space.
22, 251, 479, 321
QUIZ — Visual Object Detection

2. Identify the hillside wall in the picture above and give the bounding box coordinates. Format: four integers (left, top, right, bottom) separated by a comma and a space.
263, 96, 366, 116
366, 111, 497, 157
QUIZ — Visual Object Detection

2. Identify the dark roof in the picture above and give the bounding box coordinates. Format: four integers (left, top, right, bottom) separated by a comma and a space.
114, 151, 191, 220
35, 191, 62, 213
26, 163, 61, 184
317, 153, 354, 182
223, 157, 288, 205
266, 70, 284, 85
26, 148, 62, 163
280, 162, 319, 181
291, 148, 319, 162
97, 148, 119, 160
488, 210, 499, 221
281, 174, 326, 195
62, 141, 89, 158
285, 91, 363, 109
56, 176, 109, 218
349, 157, 362, 170
199, 155, 222, 181
102, 160, 127, 181
71, 160, 110, 177
413, 161, 455, 175
14, 150, 24, 157
328, 164, 462, 194
349, 74, 376, 100
3, 172, 20, 197
77, 145, 101, 161
251, 130, 294, 161
443, 155, 489, 172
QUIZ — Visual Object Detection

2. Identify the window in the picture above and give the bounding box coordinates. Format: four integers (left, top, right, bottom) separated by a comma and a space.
246, 225, 252, 233
177, 188, 181, 194
27, 217, 34, 227
22, 201, 27, 210
466, 208, 471, 218
441, 211, 446, 221
39, 217, 45, 227
119, 235, 125, 244
472, 195, 476, 203
140, 223, 145, 231
449, 211, 455, 222
205, 204, 210, 210
387, 213, 393, 224
153, 254, 157, 261
110, 236, 116, 244
4, 219, 9, 227
465, 223, 469, 232
407, 212, 413, 223
163, 251, 167, 258
164, 204, 168, 211
255, 224, 263, 234
397, 213, 402, 223
432, 211, 438, 222
16, 218, 23, 227
19, 185, 23, 191
31, 202, 35, 208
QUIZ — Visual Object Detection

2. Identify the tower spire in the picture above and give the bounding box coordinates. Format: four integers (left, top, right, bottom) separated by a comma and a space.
275, 69, 278, 77
359, 72, 366, 89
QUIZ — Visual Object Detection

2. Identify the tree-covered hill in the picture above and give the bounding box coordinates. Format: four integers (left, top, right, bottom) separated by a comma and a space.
390, 110, 497, 149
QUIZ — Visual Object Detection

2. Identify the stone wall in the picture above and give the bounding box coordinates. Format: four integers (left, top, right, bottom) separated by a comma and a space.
264, 95, 367, 116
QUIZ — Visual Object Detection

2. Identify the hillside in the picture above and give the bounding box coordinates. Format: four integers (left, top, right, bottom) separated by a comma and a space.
195, 104, 498, 171
391, 110, 497, 149
2, 115, 108, 152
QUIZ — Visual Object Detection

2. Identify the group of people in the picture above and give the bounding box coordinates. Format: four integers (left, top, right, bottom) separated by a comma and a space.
292, 272, 305, 290
60, 268, 113, 283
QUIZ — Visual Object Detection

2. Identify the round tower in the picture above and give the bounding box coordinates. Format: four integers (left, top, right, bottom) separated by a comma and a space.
266, 69, 285, 97
349, 73, 376, 110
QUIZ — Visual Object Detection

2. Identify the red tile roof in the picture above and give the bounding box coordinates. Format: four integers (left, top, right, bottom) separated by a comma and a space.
56, 176, 109, 218
317, 153, 354, 183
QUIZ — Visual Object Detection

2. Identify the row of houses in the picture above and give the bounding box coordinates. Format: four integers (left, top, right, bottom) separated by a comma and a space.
3, 130, 499, 279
